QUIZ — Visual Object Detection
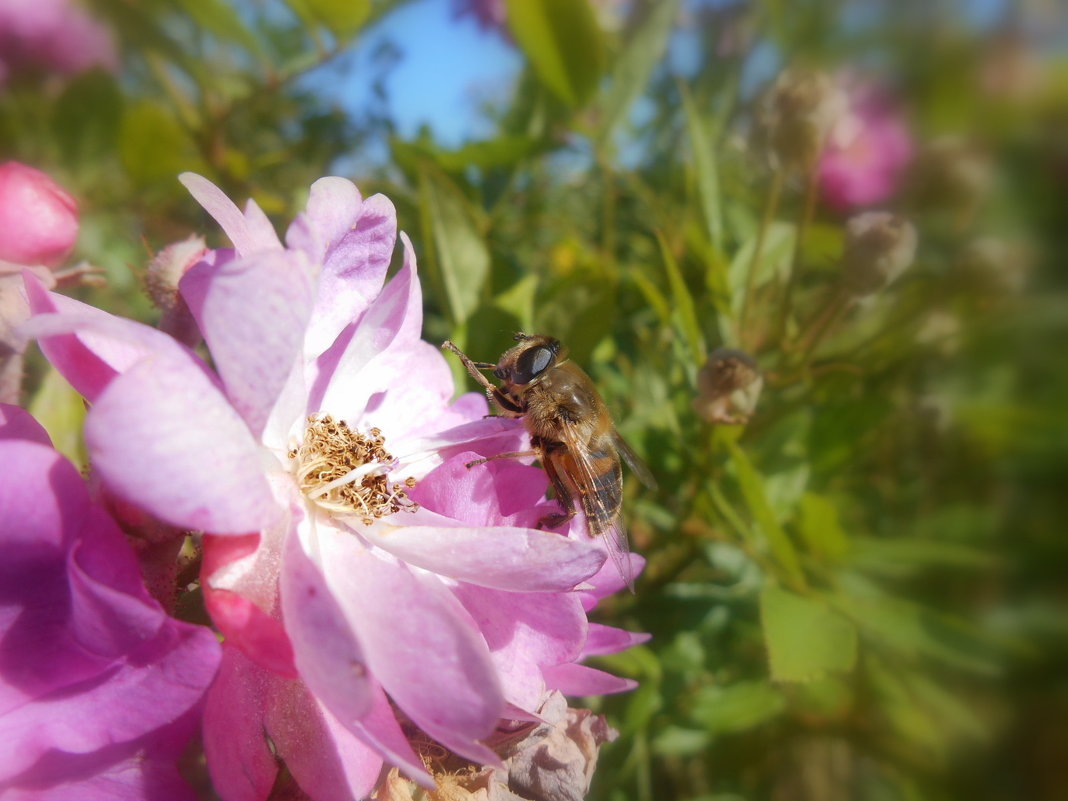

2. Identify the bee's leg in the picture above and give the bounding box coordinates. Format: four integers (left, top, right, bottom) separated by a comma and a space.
537, 454, 577, 531
441, 340, 524, 417
465, 450, 538, 468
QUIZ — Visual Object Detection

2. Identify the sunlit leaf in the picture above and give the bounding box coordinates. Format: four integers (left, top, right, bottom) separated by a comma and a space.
504, 0, 606, 107
761, 583, 858, 681
28, 367, 87, 468
691, 680, 787, 734
293, 0, 371, 37
680, 84, 724, 253
119, 102, 203, 185
597, 0, 680, 141
656, 232, 705, 367
796, 492, 850, 562
182, 0, 264, 54
725, 440, 804, 585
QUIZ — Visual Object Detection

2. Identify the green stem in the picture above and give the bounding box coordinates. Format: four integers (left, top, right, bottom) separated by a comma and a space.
740, 168, 784, 346
779, 158, 820, 345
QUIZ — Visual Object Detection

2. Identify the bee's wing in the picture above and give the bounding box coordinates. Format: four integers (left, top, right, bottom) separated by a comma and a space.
611, 430, 657, 490
557, 421, 635, 593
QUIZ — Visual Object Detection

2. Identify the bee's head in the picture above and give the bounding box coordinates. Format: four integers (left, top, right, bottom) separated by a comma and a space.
495, 334, 563, 386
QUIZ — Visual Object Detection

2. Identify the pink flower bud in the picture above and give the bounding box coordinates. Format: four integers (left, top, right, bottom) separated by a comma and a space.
0, 161, 79, 268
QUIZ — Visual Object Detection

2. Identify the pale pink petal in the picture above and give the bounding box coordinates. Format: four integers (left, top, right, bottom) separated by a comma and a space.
22, 275, 188, 402
579, 553, 646, 610
357, 517, 604, 593
265, 681, 383, 801
409, 451, 548, 524
318, 532, 503, 754
454, 585, 588, 712
293, 186, 398, 359
346, 682, 435, 789
582, 624, 651, 657
84, 356, 280, 533
181, 250, 312, 437
542, 663, 637, 696
179, 173, 282, 256
280, 527, 373, 724
203, 646, 279, 801
0, 402, 50, 444
312, 236, 422, 415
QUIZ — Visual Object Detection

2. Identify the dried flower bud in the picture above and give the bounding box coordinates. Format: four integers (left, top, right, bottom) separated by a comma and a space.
144, 235, 206, 346
840, 211, 917, 297
374, 693, 616, 801
908, 136, 992, 212
0, 161, 79, 269
759, 68, 845, 169
693, 348, 763, 425
955, 235, 1031, 294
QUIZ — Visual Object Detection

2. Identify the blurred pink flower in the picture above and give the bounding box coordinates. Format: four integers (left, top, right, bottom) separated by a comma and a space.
0, 403, 220, 800
0, 0, 117, 83
818, 81, 912, 210
0, 161, 78, 269
23, 173, 642, 799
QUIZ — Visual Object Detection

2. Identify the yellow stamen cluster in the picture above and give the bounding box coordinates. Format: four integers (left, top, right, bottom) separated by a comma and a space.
289, 414, 418, 525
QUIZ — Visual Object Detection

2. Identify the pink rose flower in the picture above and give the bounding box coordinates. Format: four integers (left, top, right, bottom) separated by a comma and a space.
0, 403, 221, 801
22, 173, 643, 799
0, 0, 117, 83
818, 81, 912, 210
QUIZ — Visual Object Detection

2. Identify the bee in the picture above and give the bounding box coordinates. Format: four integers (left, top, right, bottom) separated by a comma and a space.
442, 333, 655, 591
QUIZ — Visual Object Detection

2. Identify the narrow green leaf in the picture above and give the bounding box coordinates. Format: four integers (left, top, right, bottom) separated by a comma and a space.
504, 0, 606, 107
726, 221, 795, 317
418, 166, 490, 327
651, 726, 710, 756
725, 440, 804, 585
796, 492, 850, 562
680, 84, 724, 253
435, 136, 541, 171
691, 680, 787, 733
182, 0, 264, 54
119, 102, 201, 185
761, 583, 858, 681
296, 0, 372, 37
597, 0, 680, 140
655, 231, 705, 367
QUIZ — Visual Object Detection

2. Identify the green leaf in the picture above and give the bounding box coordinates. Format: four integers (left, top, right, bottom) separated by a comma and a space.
725, 440, 804, 585
726, 221, 795, 317
28, 367, 87, 468
182, 0, 264, 54
301, 0, 370, 36
504, 0, 606, 107
535, 271, 617, 365
761, 583, 858, 682
435, 136, 542, 171
119, 102, 202, 185
680, 84, 724, 253
417, 165, 491, 327
53, 72, 123, 164
656, 231, 705, 367
796, 492, 850, 562
596, 0, 680, 140
691, 680, 787, 734
848, 537, 997, 575
651, 726, 709, 757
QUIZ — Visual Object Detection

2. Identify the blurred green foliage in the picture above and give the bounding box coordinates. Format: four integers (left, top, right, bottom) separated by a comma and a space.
3, 1, 1067, 800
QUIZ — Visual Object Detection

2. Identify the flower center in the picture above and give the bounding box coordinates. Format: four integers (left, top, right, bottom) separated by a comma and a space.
290, 414, 418, 524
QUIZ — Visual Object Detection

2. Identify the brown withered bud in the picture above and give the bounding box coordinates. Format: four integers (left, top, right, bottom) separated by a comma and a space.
693, 347, 763, 425
373, 693, 616, 801
907, 136, 992, 213
955, 235, 1032, 295
143, 235, 206, 346
841, 211, 918, 297
758, 68, 844, 169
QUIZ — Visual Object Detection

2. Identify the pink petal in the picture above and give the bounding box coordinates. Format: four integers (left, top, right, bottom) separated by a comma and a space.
346, 682, 435, 789
542, 663, 637, 696
291, 184, 398, 360
202, 534, 297, 677
265, 681, 383, 801
203, 646, 279, 801
318, 532, 504, 755
84, 356, 280, 534
180, 250, 312, 438
312, 236, 422, 415
454, 585, 588, 712
179, 173, 282, 256
579, 553, 647, 610
582, 623, 651, 657
22, 275, 187, 402
279, 527, 373, 724
0, 402, 51, 445
409, 450, 548, 524
358, 517, 605, 593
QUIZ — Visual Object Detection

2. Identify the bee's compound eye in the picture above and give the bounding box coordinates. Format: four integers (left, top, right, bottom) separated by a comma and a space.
513, 346, 553, 384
